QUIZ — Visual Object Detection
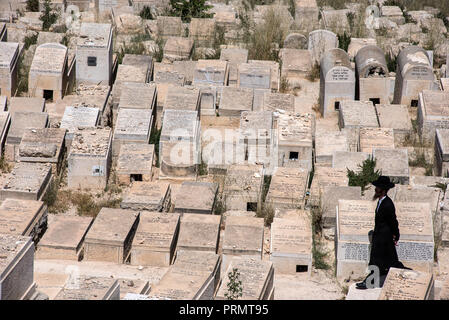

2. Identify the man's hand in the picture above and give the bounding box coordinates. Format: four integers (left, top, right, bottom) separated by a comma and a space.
393, 235, 398, 246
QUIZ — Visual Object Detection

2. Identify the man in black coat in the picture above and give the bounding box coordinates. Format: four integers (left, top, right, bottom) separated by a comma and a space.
356, 176, 402, 289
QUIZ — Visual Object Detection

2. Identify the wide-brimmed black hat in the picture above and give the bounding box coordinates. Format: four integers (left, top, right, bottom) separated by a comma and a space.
372, 176, 395, 190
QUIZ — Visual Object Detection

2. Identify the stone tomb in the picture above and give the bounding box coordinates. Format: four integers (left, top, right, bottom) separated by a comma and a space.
84, 208, 140, 264
163, 37, 194, 63
379, 268, 434, 300
308, 167, 349, 207
218, 86, 253, 116
5, 111, 48, 162
9, 97, 45, 114
0, 162, 52, 201
265, 167, 309, 209
18, 128, 66, 174
393, 47, 434, 107
263, 92, 295, 113
193, 59, 229, 86
189, 18, 215, 45
338, 100, 379, 129
112, 108, 153, 157
220, 48, 248, 87
355, 44, 390, 104
0, 234, 35, 300
60, 106, 99, 150
56, 84, 110, 127
176, 213, 221, 253
224, 164, 263, 211
118, 278, 150, 300
112, 64, 148, 110
435, 128, 449, 176
122, 54, 153, 80
359, 127, 395, 154
376, 104, 412, 144
373, 148, 409, 184
0, 41, 19, 98
0, 111, 10, 155
216, 257, 274, 300
28, 43, 68, 102
270, 214, 312, 275
248, 60, 280, 92
156, 16, 182, 40
279, 48, 312, 84
238, 62, 271, 90
67, 128, 112, 190
119, 82, 157, 110
76, 23, 113, 85
222, 216, 264, 275
393, 202, 434, 270
36, 215, 93, 261
164, 85, 200, 112
121, 181, 171, 212
54, 276, 120, 300
335, 199, 377, 278
394, 184, 441, 217
381, 5, 405, 24
130, 212, 180, 267
239, 111, 273, 164
315, 130, 349, 165
276, 113, 314, 170
319, 48, 356, 117
0, 199, 47, 243
321, 186, 363, 228
173, 181, 218, 215
116, 144, 155, 185
417, 90, 449, 144
148, 250, 221, 300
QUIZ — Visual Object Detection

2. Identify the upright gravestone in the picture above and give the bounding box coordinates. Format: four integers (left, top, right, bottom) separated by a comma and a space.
308, 29, 338, 64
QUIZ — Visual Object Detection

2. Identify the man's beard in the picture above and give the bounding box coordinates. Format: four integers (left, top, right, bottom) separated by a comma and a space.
372, 193, 381, 201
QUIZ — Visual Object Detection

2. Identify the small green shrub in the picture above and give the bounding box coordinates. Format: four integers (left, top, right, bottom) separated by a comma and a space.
337, 31, 351, 52
139, 6, 154, 20
347, 156, 381, 194
24, 33, 38, 50
224, 268, 243, 300
26, 0, 39, 12
169, 0, 213, 23
149, 128, 161, 167
40, 0, 59, 31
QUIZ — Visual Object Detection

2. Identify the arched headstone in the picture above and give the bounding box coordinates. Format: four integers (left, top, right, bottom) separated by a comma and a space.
308, 29, 338, 64
283, 33, 307, 49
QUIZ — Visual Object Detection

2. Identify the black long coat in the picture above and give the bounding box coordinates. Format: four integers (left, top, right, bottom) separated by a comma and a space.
369, 195, 400, 275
